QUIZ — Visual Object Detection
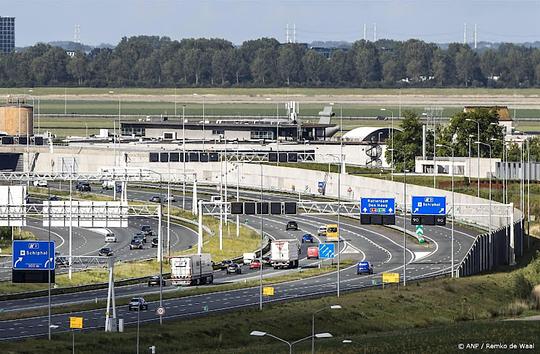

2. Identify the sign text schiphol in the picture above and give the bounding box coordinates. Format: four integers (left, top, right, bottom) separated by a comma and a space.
411, 196, 447, 226
12, 240, 55, 270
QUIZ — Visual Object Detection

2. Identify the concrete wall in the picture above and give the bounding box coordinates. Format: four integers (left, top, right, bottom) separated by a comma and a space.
415, 157, 500, 179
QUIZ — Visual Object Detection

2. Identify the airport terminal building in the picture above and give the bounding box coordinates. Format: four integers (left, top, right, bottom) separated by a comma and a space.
121, 118, 339, 142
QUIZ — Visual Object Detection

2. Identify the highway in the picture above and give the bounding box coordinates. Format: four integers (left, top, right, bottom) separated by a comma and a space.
0, 181, 479, 340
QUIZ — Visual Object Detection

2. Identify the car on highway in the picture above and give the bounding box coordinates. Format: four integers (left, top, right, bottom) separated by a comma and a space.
128, 297, 148, 311
134, 232, 147, 243
165, 195, 176, 202
286, 221, 298, 231
302, 233, 314, 243
262, 256, 272, 266
226, 263, 242, 275
33, 180, 48, 187
75, 181, 91, 192
130, 239, 143, 250
218, 259, 234, 270
141, 225, 153, 236
307, 246, 319, 259
98, 247, 113, 257
249, 259, 262, 270
356, 261, 374, 275
48, 195, 59, 201
317, 226, 327, 237
105, 232, 117, 243
243, 252, 256, 265
147, 275, 166, 287
149, 196, 161, 203
376, 115, 388, 121
151, 237, 158, 248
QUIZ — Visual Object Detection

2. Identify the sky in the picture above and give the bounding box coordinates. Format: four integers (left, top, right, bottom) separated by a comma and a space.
5, 0, 540, 47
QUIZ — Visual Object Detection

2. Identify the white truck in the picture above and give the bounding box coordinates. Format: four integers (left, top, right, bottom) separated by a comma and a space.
271, 239, 300, 269
170, 254, 214, 286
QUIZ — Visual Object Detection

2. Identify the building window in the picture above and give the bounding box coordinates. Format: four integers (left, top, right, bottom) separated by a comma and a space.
212, 129, 225, 135
251, 130, 273, 139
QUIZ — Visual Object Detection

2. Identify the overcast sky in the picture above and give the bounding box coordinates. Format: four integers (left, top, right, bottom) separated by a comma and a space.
6, 0, 540, 47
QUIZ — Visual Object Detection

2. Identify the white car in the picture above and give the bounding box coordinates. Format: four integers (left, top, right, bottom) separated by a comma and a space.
105, 232, 117, 243
33, 180, 48, 187
165, 195, 176, 202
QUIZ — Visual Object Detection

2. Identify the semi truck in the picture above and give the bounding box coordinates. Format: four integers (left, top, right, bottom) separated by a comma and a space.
170, 254, 214, 286
271, 239, 300, 269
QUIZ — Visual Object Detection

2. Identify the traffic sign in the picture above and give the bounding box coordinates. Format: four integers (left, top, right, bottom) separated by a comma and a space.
360, 198, 395, 215
156, 306, 165, 316
12, 241, 55, 270
416, 225, 424, 236
318, 243, 335, 259
382, 272, 400, 283
263, 286, 275, 296
70, 316, 83, 329
411, 196, 446, 215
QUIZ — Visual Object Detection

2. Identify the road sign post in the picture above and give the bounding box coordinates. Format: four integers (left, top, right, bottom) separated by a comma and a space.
318, 243, 335, 259
411, 196, 447, 226
360, 198, 396, 225
415, 225, 425, 243
263, 287, 275, 296
69, 316, 83, 354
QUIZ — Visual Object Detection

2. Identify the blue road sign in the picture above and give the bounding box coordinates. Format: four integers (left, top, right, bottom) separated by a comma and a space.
318, 243, 335, 259
411, 196, 447, 215
12, 241, 55, 270
360, 198, 395, 215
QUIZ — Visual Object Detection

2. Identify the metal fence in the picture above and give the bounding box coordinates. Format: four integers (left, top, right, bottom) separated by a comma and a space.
458, 219, 526, 277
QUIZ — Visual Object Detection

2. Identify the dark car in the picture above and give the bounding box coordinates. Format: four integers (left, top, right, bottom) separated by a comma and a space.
286, 221, 298, 231
376, 115, 388, 121
98, 247, 113, 257
219, 259, 234, 270
151, 237, 158, 248
147, 275, 166, 287
75, 181, 91, 192
356, 261, 374, 275
302, 234, 314, 243
141, 225, 153, 236
149, 196, 161, 203
130, 239, 143, 250
128, 297, 148, 311
226, 263, 242, 275
133, 232, 147, 243
262, 256, 272, 266
49, 195, 60, 201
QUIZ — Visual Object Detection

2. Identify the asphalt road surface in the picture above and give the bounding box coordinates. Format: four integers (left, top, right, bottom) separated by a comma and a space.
0, 182, 479, 340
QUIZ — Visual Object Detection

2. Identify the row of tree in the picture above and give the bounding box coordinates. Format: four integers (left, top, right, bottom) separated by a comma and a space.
389, 108, 538, 172
2, 36, 540, 87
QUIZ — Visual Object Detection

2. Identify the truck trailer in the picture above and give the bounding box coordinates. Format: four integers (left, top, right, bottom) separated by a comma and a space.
271, 239, 300, 269
170, 254, 214, 286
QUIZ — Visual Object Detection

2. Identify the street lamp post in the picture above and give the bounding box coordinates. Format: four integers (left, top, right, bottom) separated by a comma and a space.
466, 118, 481, 197
476, 141, 493, 238
182, 105, 186, 210
250, 331, 333, 354
437, 144, 455, 277
403, 169, 409, 286
312, 305, 341, 354
380, 108, 394, 180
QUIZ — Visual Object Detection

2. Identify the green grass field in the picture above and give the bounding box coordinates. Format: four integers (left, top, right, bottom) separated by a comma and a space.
7, 87, 540, 96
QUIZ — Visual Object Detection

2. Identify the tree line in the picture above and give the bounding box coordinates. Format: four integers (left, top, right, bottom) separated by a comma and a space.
2, 36, 540, 87
389, 108, 538, 172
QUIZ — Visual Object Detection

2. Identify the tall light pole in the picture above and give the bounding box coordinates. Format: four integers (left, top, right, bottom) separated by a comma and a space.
466, 118, 481, 197
312, 305, 341, 354
337, 104, 344, 297
468, 134, 474, 184
259, 163, 264, 311
437, 144, 455, 277
380, 108, 394, 180
250, 331, 333, 354
476, 141, 493, 237
403, 168, 409, 286
182, 105, 186, 210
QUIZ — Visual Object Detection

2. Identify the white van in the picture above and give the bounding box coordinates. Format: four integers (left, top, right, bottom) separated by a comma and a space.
105, 232, 117, 243
102, 180, 115, 190
243, 252, 256, 265
317, 225, 327, 237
